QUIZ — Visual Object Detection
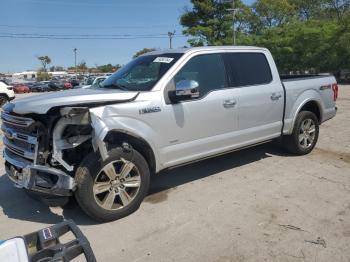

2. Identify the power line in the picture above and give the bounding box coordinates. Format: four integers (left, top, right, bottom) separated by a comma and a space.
0, 24, 182, 29
0, 34, 186, 40
0, 32, 170, 37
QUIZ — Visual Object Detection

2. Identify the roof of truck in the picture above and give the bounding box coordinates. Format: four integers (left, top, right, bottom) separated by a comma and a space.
145, 46, 268, 56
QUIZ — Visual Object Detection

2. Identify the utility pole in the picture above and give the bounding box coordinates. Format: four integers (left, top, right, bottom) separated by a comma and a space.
168, 31, 175, 49
73, 48, 77, 74
226, 0, 239, 45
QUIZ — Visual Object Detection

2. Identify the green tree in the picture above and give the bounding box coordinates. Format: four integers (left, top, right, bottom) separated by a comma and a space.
253, 0, 295, 28
133, 48, 157, 58
180, 0, 259, 46
37, 71, 50, 81
324, 0, 350, 20
240, 18, 350, 74
37, 56, 51, 71
97, 64, 121, 73
290, 0, 325, 20
181, 0, 350, 74
77, 60, 87, 71
180, 0, 233, 46
49, 66, 65, 72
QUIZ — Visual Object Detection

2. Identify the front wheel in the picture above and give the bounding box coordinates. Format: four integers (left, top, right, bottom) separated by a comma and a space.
74, 148, 150, 222
283, 111, 319, 155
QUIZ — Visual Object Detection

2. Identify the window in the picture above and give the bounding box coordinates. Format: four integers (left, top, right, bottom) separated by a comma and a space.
174, 54, 226, 98
223, 53, 272, 87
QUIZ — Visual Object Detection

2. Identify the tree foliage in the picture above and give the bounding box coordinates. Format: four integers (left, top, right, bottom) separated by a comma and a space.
49, 66, 65, 72
97, 64, 121, 73
36, 71, 50, 81
37, 55, 51, 71
180, 0, 233, 45
77, 60, 88, 71
133, 48, 157, 58
180, 0, 350, 73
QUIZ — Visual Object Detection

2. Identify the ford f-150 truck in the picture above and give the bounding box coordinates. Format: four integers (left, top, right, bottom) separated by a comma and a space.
1, 46, 338, 222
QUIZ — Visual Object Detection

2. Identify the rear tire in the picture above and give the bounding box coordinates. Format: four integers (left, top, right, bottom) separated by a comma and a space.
74, 148, 150, 222
283, 111, 319, 155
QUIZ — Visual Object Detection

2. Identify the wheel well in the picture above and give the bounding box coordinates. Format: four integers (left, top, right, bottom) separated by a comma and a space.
300, 101, 321, 123
0, 93, 9, 99
104, 131, 156, 174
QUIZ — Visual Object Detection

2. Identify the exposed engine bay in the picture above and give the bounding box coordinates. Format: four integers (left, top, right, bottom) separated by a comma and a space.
2, 106, 106, 197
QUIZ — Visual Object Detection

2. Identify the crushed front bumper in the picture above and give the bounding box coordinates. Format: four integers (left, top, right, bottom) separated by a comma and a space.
4, 149, 75, 197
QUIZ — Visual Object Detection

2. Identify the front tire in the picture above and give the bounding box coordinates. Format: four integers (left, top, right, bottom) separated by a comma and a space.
74, 148, 150, 222
283, 111, 319, 155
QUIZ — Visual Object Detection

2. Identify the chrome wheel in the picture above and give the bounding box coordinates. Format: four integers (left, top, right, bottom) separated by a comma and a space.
93, 158, 141, 211
298, 118, 316, 149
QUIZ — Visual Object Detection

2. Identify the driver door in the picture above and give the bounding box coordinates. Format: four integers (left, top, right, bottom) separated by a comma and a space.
157, 53, 240, 168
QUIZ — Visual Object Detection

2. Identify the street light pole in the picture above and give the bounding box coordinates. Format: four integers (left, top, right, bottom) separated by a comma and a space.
226, 0, 238, 45
168, 31, 175, 49
232, 3, 236, 45
73, 48, 77, 74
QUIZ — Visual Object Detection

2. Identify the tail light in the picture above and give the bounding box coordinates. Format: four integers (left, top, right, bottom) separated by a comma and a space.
332, 83, 338, 101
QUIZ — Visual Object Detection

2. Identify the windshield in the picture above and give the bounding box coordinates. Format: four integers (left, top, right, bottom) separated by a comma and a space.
101, 53, 183, 91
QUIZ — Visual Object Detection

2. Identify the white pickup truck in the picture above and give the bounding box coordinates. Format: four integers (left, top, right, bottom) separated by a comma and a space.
2, 46, 338, 221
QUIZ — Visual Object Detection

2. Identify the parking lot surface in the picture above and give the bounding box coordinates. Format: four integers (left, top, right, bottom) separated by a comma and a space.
0, 86, 349, 262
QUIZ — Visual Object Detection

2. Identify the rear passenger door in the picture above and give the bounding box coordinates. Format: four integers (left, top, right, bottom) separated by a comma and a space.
223, 52, 284, 143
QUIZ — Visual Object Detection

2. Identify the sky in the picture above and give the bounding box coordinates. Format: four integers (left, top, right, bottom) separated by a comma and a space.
0, 0, 254, 73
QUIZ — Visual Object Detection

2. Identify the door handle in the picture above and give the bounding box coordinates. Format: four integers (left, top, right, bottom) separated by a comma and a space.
223, 99, 237, 108
271, 93, 282, 101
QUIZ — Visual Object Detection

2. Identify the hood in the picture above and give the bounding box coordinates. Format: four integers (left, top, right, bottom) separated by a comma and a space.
10, 88, 139, 114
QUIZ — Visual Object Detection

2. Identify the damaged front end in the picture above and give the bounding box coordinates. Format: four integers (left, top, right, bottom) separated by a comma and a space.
2, 106, 102, 197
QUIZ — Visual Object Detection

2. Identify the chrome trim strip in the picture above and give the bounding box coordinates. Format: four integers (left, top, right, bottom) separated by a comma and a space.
4, 149, 31, 168
3, 137, 35, 160
1, 125, 37, 145
1, 112, 34, 127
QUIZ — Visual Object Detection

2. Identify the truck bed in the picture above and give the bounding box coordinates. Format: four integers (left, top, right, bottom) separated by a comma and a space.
281, 74, 337, 135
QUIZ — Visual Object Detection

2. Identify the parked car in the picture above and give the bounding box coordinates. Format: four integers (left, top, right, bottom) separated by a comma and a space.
48, 80, 64, 91
69, 78, 80, 87
0, 80, 15, 106
2, 46, 338, 222
81, 76, 107, 89
13, 83, 30, 94
34, 81, 51, 92
27, 82, 40, 92
63, 81, 73, 89
25, 82, 42, 92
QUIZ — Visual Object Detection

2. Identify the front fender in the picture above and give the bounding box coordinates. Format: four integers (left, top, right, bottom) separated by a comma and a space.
89, 110, 161, 171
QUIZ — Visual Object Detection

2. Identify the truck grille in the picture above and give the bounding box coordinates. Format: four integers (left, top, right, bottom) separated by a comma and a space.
1, 111, 38, 162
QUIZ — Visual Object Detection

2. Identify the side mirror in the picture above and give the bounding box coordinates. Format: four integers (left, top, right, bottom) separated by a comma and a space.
168, 80, 199, 103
